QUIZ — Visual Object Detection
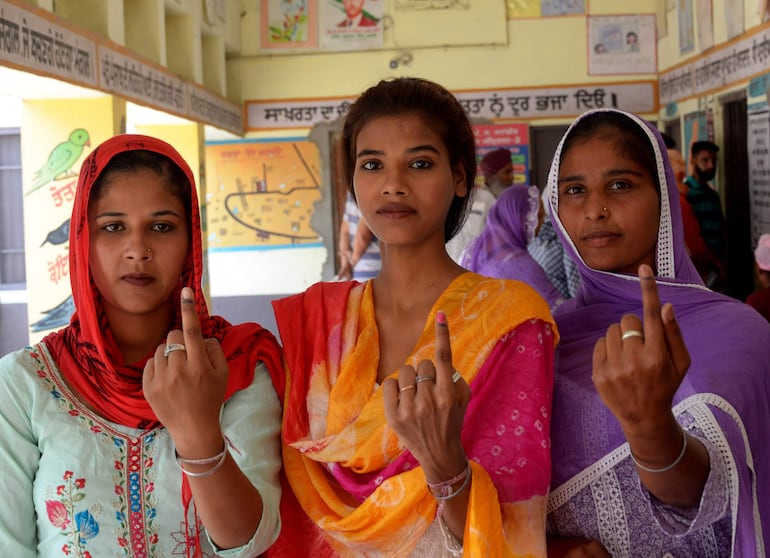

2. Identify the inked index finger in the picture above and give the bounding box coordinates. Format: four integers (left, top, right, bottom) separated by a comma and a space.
434, 311, 454, 391
638, 264, 664, 347
179, 286, 206, 363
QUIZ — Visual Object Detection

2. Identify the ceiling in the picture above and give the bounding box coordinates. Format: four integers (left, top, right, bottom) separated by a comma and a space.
0, 66, 237, 140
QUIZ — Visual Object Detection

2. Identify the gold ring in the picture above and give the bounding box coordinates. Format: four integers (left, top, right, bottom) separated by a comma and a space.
164, 343, 187, 357
621, 330, 644, 341
399, 384, 416, 393
416, 375, 435, 384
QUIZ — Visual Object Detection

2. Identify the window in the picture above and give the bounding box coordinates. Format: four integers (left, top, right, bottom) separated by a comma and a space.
0, 128, 25, 285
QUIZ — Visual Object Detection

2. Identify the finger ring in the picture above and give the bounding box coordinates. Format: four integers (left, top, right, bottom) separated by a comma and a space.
416, 375, 435, 384
621, 330, 644, 341
399, 384, 416, 393
452, 370, 462, 383
164, 343, 187, 357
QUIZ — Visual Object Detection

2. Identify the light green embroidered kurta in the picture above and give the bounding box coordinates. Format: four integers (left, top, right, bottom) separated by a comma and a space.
0, 343, 282, 558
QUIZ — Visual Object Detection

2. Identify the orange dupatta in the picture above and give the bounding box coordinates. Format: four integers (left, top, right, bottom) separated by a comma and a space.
270, 273, 556, 557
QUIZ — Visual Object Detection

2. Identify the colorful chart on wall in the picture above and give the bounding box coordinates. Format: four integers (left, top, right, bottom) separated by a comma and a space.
205, 139, 322, 250
473, 123, 530, 187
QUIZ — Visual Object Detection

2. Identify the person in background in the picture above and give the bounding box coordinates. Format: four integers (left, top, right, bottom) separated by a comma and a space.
662, 133, 725, 289
528, 188, 580, 300
445, 147, 513, 263
462, 184, 564, 308
684, 140, 727, 286
746, 233, 770, 323
0, 135, 283, 557
337, 191, 381, 281
337, 0, 377, 27
545, 109, 770, 557
268, 77, 556, 557
626, 31, 639, 52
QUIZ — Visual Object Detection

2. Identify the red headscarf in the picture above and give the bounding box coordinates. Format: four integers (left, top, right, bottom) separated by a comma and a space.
43, 134, 283, 429
479, 147, 512, 181
43, 134, 283, 557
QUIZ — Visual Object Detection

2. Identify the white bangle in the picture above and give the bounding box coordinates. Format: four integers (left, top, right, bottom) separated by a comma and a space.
630, 428, 688, 473
427, 461, 471, 501
175, 443, 229, 477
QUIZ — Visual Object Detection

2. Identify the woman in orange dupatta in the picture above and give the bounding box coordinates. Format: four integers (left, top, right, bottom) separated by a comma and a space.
268, 78, 556, 557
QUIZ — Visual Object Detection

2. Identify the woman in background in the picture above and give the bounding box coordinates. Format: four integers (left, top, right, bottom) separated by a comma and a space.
462, 184, 564, 308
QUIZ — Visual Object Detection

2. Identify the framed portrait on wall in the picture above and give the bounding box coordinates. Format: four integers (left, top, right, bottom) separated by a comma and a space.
319, 0, 383, 51
588, 14, 656, 75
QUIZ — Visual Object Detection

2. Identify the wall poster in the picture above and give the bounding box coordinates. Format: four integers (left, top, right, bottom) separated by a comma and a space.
205, 139, 323, 250
696, 0, 714, 51
506, 0, 540, 18
678, 0, 695, 54
748, 109, 770, 246
588, 15, 657, 75
260, 0, 318, 50
319, 0, 383, 50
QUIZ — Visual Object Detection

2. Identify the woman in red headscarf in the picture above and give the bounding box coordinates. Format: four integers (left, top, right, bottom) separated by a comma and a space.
0, 134, 283, 557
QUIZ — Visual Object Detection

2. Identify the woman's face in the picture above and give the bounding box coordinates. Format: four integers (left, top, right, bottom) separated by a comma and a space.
352, 113, 466, 249
557, 134, 660, 275
88, 168, 189, 325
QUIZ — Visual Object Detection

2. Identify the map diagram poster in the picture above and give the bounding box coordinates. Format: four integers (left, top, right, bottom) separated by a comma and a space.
205, 139, 322, 250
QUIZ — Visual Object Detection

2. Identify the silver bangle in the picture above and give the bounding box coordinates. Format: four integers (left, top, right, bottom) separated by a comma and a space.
630, 428, 688, 473
175, 444, 229, 477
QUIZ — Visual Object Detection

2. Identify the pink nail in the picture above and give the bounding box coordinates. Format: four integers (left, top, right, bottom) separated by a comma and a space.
436, 311, 446, 325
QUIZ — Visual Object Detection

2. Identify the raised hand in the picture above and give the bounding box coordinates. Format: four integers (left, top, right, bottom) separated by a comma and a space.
592, 264, 690, 436
143, 287, 229, 457
382, 311, 471, 483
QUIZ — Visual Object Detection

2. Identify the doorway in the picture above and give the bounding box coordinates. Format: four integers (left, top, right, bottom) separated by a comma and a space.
531, 125, 569, 192
721, 93, 753, 300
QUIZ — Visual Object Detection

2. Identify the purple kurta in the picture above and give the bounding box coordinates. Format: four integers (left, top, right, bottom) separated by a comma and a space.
462, 185, 563, 308
546, 109, 770, 556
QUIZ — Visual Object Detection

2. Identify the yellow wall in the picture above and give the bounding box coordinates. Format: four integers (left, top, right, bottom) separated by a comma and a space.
233, 1, 658, 110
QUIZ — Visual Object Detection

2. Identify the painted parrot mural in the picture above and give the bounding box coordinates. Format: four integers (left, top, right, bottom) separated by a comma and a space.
27, 128, 90, 195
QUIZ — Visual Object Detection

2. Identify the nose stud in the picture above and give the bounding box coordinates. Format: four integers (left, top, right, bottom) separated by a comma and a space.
601, 207, 608, 214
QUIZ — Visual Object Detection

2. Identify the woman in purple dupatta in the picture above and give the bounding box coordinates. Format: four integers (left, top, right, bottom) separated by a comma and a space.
545, 109, 770, 557
462, 184, 564, 308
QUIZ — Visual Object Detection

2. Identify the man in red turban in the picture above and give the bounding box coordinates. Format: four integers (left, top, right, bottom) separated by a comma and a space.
479, 147, 514, 197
